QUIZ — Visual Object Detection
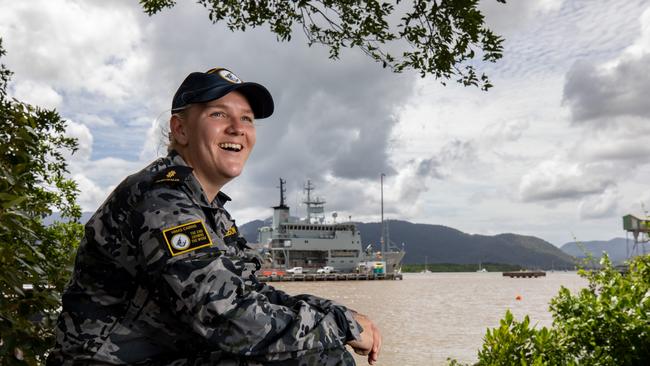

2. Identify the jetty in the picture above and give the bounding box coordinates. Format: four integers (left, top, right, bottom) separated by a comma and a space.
502, 271, 546, 278
258, 272, 403, 282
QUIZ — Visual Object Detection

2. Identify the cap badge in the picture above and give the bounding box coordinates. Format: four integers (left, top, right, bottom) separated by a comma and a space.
218, 69, 242, 84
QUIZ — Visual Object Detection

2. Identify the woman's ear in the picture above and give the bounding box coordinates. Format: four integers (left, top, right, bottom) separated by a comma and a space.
170, 113, 189, 146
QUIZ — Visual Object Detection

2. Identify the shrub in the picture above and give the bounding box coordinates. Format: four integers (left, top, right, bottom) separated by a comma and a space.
450, 254, 650, 365
0, 38, 83, 365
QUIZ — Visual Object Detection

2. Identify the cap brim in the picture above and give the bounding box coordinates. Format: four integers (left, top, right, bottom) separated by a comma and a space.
192, 82, 274, 119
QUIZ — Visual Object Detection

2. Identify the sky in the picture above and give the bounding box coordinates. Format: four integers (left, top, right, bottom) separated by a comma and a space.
1, 0, 649, 246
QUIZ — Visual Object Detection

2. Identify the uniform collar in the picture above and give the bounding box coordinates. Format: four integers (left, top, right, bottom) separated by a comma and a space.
167, 150, 231, 208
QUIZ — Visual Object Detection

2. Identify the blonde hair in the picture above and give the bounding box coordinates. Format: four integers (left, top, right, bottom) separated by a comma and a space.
166, 108, 190, 153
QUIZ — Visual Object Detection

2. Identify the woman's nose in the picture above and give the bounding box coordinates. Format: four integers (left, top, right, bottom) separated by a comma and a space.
225, 117, 245, 135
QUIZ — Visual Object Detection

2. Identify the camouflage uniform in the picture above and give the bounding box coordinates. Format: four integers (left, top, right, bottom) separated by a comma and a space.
49, 151, 361, 365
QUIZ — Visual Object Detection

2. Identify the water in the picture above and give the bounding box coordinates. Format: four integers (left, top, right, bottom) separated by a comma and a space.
272, 272, 588, 366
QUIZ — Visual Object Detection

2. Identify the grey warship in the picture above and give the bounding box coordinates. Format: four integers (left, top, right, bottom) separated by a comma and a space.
258, 179, 405, 274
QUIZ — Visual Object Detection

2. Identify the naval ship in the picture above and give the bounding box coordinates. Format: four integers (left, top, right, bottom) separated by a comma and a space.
257, 179, 405, 274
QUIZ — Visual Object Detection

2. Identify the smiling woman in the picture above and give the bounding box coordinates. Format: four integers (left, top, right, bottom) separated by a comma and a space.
169, 92, 257, 200
48, 67, 382, 365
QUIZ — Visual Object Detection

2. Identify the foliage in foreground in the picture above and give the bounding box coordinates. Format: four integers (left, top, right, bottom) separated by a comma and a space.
0, 39, 84, 365
140, 0, 506, 90
450, 254, 650, 365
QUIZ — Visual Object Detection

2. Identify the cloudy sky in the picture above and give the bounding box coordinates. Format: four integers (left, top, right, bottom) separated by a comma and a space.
1, 0, 649, 246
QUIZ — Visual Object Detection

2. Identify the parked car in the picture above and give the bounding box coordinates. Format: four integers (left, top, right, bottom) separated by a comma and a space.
286, 266, 303, 274
316, 266, 336, 274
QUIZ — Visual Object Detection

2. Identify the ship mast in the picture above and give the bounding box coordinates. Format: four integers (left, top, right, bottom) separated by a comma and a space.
277, 178, 287, 208
304, 180, 313, 222
380, 173, 389, 254
303, 180, 325, 223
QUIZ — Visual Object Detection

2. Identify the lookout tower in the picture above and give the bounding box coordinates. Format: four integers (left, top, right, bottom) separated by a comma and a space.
622, 214, 650, 257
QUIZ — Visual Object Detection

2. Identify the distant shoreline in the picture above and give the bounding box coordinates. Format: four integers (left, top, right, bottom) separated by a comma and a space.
402, 262, 524, 273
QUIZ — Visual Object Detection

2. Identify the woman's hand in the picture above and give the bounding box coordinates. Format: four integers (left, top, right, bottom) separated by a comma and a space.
347, 312, 382, 365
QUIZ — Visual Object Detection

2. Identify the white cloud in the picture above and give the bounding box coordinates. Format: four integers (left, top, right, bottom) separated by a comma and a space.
74, 114, 117, 128
482, 119, 530, 143
396, 160, 435, 204
67, 156, 143, 211
617, 6, 650, 59
65, 120, 93, 162
73, 173, 107, 212
63, 119, 144, 212
10, 80, 62, 110
480, 0, 565, 35
572, 129, 650, 163
563, 55, 650, 123
519, 159, 614, 202
563, 4, 650, 124
0, 0, 148, 103
579, 187, 620, 219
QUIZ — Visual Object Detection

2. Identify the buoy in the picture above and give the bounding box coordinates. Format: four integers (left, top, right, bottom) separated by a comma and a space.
515, 295, 522, 301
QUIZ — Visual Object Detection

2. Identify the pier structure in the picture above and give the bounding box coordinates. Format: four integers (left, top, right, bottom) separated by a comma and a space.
502, 271, 546, 278
258, 272, 403, 282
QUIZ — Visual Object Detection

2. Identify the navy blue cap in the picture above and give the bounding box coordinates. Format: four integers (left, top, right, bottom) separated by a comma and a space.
171, 67, 274, 119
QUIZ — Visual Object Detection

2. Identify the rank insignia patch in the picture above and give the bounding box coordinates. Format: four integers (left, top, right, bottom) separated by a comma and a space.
153, 166, 193, 185
162, 220, 212, 256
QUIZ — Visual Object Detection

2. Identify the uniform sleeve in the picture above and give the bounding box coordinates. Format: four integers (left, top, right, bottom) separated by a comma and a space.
133, 193, 361, 361
254, 281, 362, 343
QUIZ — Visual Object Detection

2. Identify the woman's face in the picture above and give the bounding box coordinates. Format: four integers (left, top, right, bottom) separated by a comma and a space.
173, 91, 256, 192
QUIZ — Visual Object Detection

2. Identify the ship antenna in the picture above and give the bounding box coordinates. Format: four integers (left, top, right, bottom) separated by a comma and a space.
304, 180, 313, 222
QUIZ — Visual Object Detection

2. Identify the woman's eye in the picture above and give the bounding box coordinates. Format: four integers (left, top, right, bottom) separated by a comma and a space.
242, 116, 254, 124
211, 111, 225, 118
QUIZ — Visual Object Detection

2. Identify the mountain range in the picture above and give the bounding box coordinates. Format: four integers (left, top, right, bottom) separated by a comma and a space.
55, 213, 640, 269
560, 238, 648, 264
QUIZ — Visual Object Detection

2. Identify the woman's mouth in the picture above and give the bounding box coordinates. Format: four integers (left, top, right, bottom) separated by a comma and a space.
218, 142, 242, 152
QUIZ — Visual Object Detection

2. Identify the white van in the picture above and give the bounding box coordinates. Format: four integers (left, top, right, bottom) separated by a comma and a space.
316, 266, 336, 274
286, 267, 303, 274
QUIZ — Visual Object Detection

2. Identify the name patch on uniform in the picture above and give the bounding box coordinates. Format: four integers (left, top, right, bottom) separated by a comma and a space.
162, 220, 212, 256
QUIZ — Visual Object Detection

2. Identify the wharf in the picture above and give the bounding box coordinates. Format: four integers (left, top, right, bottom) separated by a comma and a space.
258, 273, 403, 282
503, 271, 546, 278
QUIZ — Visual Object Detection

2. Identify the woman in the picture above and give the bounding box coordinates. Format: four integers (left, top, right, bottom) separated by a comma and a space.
49, 68, 381, 365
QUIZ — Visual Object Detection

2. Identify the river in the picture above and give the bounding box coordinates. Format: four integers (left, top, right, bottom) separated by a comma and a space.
272, 272, 588, 366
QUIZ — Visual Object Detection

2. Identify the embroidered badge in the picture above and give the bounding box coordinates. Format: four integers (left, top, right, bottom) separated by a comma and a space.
224, 226, 237, 237
162, 220, 212, 256
206, 67, 243, 84
218, 69, 242, 84
153, 166, 193, 185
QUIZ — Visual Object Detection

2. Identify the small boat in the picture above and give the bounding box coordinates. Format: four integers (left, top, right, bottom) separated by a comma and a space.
421, 256, 432, 274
